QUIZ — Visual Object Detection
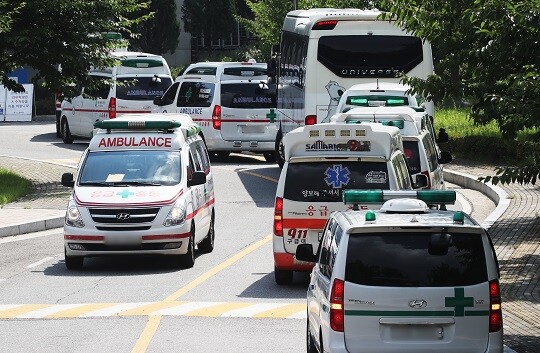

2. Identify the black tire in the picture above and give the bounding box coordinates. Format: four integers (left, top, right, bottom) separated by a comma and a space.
274, 266, 293, 285
263, 152, 276, 163
174, 225, 195, 269
275, 129, 285, 168
61, 118, 74, 144
307, 320, 317, 353
65, 248, 83, 270
198, 211, 215, 254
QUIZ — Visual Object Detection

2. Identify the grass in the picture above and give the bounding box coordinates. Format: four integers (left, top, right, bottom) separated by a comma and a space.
434, 108, 540, 166
0, 168, 33, 206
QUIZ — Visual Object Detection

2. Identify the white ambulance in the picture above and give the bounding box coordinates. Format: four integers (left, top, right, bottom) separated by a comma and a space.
61, 114, 215, 270
153, 61, 278, 161
296, 189, 503, 353
60, 51, 173, 143
273, 122, 428, 284
331, 106, 452, 190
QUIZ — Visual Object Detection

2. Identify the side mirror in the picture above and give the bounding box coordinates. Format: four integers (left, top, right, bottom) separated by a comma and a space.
153, 96, 163, 106
437, 128, 449, 144
413, 173, 428, 189
438, 150, 452, 164
187, 171, 206, 187
61, 172, 75, 188
295, 244, 317, 263
267, 58, 277, 80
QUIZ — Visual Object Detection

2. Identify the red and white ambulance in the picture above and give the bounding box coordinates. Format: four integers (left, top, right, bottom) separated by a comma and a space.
61, 114, 215, 270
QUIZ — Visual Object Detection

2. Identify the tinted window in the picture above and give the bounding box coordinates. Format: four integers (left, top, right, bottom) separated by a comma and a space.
220, 83, 276, 109
423, 134, 439, 171
345, 232, 488, 287
84, 75, 110, 99
284, 161, 389, 202
223, 67, 267, 77
177, 82, 215, 107
116, 76, 173, 100
161, 82, 180, 105
318, 35, 423, 78
403, 140, 421, 174
186, 67, 217, 75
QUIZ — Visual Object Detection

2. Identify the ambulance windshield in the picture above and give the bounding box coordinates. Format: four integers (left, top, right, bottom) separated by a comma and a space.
79, 150, 181, 186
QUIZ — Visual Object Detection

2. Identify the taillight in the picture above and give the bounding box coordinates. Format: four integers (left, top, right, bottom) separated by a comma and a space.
274, 197, 283, 236
305, 115, 317, 125
489, 280, 502, 332
330, 278, 345, 332
108, 97, 117, 119
313, 20, 338, 30
421, 170, 431, 189
212, 105, 221, 130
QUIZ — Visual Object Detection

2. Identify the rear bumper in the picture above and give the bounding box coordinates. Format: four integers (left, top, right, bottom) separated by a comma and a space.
205, 138, 275, 152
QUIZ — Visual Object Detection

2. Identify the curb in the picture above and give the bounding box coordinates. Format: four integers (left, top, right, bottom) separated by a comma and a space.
1, 216, 64, 238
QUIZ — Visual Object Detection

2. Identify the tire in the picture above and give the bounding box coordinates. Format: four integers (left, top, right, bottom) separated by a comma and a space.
197, 211, 215, 254
64, 248, 83, 270
174, 225, 195, 269
307, 319, 317, 353
275, 129, 285, 168
274, 266, 293, 285
61, 118, 74, 144
263, 152, 276, 163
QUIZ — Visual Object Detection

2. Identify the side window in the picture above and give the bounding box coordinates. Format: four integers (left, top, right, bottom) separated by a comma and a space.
327, 225, 343, 276
195, 140, 211, 174
161, 82, 180, 105
423, 134, 439, 172
392, 157, 405, 190
84, 75, 110, 99
319, 218, 337, 279
393, 154, 412, 189
189, 143, 203, 171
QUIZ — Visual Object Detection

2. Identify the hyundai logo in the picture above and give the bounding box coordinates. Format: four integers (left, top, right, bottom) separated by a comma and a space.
116, 213, 131, 220
408, 299, 428, 309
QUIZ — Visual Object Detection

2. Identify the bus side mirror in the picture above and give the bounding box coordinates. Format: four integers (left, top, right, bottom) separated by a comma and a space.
267, 58, 277, 80
61, 172, 75, 188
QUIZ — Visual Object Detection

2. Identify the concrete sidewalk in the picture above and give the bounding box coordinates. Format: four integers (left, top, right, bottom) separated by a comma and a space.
0, 156, 538, 352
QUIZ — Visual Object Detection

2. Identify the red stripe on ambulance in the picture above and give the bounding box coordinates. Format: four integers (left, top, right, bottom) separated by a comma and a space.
282, 218, 327, 229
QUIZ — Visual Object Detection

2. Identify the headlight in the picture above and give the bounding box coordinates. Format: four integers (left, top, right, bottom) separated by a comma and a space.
65, 199, 85, 228
163, 199, 187, 227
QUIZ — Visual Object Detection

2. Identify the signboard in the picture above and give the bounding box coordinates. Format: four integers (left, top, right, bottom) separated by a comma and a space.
5, 84, 33, 121
0, 85, 6, 120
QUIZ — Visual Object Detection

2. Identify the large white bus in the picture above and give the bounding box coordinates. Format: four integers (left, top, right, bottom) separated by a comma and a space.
269, 8, 434, 166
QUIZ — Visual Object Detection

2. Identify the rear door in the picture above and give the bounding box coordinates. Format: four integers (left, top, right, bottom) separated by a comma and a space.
115, 75, 173, 114
342, 231, 491, 353
219, 80, 277, 142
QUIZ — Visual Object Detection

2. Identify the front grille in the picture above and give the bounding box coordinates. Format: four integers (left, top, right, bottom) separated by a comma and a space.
89, 207, 160, 224
95, 226, 152, 231
73, 243, 174, 251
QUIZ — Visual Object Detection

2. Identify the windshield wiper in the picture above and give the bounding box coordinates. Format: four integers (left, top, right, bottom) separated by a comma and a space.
111, 181, 162, 186
79, 181, 112, 186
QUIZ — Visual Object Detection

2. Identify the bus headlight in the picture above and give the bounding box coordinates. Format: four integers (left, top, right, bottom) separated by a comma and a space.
65, 200, 85, 228
163, 199, 187, 227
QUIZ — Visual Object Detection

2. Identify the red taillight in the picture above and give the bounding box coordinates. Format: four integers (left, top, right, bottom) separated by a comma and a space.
421, 170, 431, 189
212, 105, 221, 130
330, 278, 345, 332
489, 280, 502, 332
108, 97, 116, 119
274, 197, 283, 236
313, 20, 338, 30
305, 115, 317, 125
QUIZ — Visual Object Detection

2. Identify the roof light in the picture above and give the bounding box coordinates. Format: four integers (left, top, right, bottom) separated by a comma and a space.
343, 189, 456, 205
453, 211, 465, 224
185, 124, 202, 137
94, 120, 182, 130
313, 20, 338, 30
121, 59, 163, 68
365, 211, 376, 222
380, 120, 405, 129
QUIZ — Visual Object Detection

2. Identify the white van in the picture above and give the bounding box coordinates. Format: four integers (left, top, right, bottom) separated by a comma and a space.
60, 51, 173, 143
331, 106, 452, 190
60, 114, 215, 270
297, 189, 503, 353
273, 122, 428, 284
153, 61, 278, 161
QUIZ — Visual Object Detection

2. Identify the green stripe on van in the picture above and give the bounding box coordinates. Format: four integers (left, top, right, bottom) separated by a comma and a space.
345, 310, 489, 317
121, 59, 163, 68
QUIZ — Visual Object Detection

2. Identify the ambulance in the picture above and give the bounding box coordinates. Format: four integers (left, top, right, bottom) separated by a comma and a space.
60, 114, 215, 270
60, 51, 173, 143
272, 122, 428, 284
331, 106, 452, 189
153, 61, 278, 161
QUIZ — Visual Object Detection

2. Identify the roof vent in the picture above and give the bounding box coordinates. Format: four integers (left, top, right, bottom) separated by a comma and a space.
380, 198, 428, 213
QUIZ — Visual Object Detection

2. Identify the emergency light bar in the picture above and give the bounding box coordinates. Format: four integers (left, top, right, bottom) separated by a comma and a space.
348, 96, 408, 107
343, 189, 456, 205
346, 119, 405, 129
94, 120, 182, 130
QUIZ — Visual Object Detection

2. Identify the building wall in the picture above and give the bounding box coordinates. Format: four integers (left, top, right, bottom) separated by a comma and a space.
162, 0, 192, 69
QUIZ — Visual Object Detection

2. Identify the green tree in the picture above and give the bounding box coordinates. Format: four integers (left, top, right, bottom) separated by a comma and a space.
0, 0, 150, 94
129, 0, 181, 55
379, 0, 540, 184
181, 0, 237, 44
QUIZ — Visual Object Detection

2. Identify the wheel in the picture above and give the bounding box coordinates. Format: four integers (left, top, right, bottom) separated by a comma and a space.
274, 266, 293, 285
61, 118, 74, 144
64, 248, 83, 270
307, 319, 317, 353
275, 129, 285, 168
263, 152, 276, 163
174, 225, 195, 269
197, 211, 215, 253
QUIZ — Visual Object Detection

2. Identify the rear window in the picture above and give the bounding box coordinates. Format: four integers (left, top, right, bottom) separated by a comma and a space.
176, 82, 215, 107
223, 67, 267, 77
115, 76, 173, 100
344, 95, 409, 110
403, 140, 421, 174
345, 232, 488, 287
221, 83, 276, 109
284, 161, 390, 202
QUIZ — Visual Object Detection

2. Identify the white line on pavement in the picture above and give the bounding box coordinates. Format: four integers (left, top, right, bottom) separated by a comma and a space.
25, 256, 55, 269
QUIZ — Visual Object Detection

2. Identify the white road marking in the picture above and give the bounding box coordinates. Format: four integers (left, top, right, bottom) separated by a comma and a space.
220, 303, 288, 318
154, 301, 223, 316
17, 304, 84, 318
25, 256, 55, 269
81, 302, 152, 318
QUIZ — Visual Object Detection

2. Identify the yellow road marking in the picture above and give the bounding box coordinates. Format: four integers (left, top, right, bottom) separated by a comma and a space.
0, 304, 52, 318
119, 301, 185, 317
253, 303, 306, 318
46, 303, 117, 318
184, 301, 253, 317
235, 169, 278, 183
131, 316, 161, 353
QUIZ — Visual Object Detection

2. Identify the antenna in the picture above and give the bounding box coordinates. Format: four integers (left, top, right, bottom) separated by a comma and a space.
376, 79, 379, 90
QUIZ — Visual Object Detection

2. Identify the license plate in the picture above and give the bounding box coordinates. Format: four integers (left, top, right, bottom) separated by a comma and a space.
241, 125, 265, 134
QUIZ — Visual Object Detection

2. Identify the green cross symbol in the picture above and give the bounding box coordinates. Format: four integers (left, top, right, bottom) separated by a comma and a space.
117, 189, 135, 199
185, 87, 192, 102
266, 108, 277, 123
445, 288, 474, 317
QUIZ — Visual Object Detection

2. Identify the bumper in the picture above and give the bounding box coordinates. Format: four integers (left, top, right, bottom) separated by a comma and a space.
273, 235, 315, 271
205, 138, 275, 152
